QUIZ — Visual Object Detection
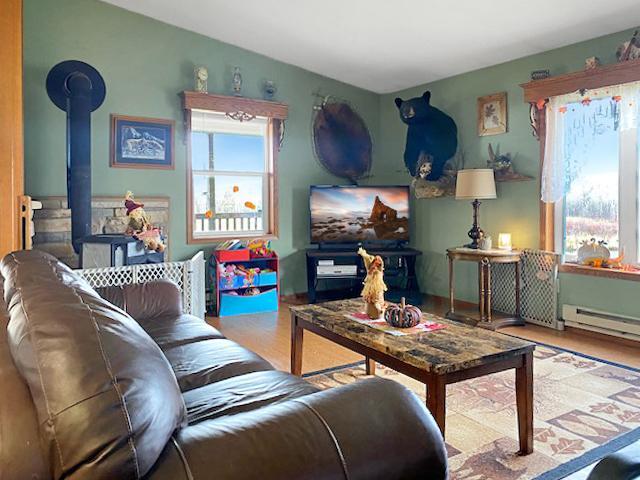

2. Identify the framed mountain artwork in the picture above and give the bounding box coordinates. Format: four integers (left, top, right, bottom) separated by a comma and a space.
110, 114, 175, 169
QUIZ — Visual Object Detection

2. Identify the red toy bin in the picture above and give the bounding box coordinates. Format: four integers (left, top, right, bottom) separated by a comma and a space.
215, 249, 250, 262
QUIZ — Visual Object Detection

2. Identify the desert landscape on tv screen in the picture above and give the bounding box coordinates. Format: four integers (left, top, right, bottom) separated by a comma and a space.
310, 187, 409, 243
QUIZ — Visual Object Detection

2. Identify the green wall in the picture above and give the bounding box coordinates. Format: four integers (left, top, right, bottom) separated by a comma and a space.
378, 29, 640, 318
23, 0, 379, 294
23, 0, 640, 314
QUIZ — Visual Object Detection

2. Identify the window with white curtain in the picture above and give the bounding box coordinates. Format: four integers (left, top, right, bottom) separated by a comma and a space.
541, 82, 640, 264
189, 109, 274, 240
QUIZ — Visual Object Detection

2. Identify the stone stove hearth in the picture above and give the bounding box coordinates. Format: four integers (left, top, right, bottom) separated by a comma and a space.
32, 196, 170, 267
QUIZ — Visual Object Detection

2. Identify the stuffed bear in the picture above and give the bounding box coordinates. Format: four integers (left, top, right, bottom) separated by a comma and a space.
395, 91, 458, 181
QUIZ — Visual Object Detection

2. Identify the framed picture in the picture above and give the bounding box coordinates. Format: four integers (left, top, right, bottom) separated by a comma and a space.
110, 115, 175, 169
477, 92, 507, 136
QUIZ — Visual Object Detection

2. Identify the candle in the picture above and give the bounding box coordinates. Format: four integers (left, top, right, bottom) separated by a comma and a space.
498, 233, 512, 250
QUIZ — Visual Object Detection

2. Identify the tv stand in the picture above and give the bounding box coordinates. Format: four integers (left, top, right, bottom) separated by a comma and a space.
306, 247, 422, 305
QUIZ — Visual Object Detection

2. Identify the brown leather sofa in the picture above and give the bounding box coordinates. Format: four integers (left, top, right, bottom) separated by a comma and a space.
0, 250, 447, 480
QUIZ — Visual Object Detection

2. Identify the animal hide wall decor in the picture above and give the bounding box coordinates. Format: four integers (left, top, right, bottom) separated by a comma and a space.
312, 98, 372, 182
395, 91, 458, 181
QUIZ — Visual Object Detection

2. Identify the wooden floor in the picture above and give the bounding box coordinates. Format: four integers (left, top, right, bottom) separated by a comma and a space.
208, 295, 640, 374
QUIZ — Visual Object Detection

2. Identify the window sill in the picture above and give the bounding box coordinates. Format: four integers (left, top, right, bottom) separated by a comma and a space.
559, 263, 640, 282
187, 233, 278, 245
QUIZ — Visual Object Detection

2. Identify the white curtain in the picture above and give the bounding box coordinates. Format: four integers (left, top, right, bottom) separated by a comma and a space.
541, 81, 640, 203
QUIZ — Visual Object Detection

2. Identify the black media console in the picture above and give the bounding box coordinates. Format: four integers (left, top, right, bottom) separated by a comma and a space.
306, 247, 422, 305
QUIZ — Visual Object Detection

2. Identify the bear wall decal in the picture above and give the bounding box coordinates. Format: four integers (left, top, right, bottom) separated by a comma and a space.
395, 91, 458, 181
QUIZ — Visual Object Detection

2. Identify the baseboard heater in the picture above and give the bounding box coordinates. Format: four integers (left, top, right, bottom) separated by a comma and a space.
562, 305, 640, 342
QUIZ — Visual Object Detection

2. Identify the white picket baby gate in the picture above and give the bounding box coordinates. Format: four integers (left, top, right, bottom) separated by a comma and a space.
76, 251, 206, 319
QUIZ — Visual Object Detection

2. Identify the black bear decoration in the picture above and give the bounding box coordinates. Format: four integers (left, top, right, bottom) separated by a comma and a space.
395, 91, 458, 181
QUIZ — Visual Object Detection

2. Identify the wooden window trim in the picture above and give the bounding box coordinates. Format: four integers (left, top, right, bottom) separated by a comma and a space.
0, 0, 24, 256
559, 263, 640, 282
521, 59, 640, 279
182, 92, 287, 244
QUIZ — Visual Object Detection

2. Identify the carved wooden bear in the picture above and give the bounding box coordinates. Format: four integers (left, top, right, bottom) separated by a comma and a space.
395, 91, 458, 181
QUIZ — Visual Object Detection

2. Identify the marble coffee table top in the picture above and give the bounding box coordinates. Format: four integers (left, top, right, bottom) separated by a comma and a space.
291, 298, 535, 375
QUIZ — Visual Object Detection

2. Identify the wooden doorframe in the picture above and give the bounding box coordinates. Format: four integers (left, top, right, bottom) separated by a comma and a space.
0, 0, 24, 257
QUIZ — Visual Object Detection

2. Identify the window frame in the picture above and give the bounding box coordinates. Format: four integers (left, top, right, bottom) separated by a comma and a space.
551, 113, 638, 265
521, 59, 640, 281
182, 91, 287, 244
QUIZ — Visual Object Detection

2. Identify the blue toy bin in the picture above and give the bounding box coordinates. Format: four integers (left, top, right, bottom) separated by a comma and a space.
219, 287, 278, 317
253, 271, 277, 287
218, 270, 277, 291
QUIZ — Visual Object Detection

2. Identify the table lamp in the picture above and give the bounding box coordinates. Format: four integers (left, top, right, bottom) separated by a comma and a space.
455, 169, 497, 249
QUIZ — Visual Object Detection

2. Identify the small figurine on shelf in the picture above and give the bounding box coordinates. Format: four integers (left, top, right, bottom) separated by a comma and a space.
232, 66, 243, 96
194, 66, 208, 93
584, 56, 601, 70
358, 247, 387, 319
124, 191, 165, 253
263, 80, 277, 100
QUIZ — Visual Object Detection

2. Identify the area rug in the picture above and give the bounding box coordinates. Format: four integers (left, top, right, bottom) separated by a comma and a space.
305, 344, 640, 480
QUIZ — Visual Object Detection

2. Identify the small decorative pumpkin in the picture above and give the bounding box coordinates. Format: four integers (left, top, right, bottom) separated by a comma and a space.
384, 297, 422, 328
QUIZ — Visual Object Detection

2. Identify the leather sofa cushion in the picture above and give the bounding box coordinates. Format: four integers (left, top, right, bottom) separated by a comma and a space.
1, 251, 186, 480
0, 278, 48, 480
146, 377, 448, 480
163, 338, 273, 392
137, 314, 224, 349
97, 281, 223, 348
97, 280, 182, 321
183, 370, 319, 424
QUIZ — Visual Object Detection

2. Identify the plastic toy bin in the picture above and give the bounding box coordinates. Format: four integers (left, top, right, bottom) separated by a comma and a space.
219, 287, 278, 317
215, 249, 250, 262
217, 268, 278, 291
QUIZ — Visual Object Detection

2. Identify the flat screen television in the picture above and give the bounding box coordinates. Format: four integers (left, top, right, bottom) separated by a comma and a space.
310, 185, 410, 245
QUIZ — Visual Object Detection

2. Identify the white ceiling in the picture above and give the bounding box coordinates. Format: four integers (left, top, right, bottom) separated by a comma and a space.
101, 0, 640, 93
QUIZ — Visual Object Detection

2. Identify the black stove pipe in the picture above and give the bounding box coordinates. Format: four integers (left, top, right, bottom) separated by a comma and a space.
46, 61, 106, 254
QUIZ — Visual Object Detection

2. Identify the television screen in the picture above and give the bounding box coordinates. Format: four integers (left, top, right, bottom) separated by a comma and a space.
310, 186, 410, 244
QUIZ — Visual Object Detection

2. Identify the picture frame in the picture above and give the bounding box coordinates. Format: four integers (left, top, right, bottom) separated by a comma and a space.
110, 114, 175, 169
477, 92, 507, 136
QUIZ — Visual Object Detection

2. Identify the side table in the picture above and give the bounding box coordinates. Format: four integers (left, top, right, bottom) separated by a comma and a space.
446, 247, 525, 330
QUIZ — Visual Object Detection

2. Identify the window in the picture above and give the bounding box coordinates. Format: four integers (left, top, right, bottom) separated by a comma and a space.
543, 83, 639, 265
182, 91, 286, 243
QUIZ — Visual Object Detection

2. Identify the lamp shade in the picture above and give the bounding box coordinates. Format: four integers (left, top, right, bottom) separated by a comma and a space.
455, 169, 497, 200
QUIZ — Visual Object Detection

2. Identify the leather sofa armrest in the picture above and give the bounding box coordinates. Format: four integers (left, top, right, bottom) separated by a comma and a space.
587, 450, 640, 480
98, 280, 183, 321
147, 377, 448, 480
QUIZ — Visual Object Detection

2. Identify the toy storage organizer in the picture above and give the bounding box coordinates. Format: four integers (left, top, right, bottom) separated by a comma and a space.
214, 249, 279, 317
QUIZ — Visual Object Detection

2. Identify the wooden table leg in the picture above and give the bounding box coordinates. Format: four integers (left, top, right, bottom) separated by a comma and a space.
485, 260, 492, 323
426, 375, 446, 437
516, 352, 534, 455
479, 262, 485, 321
448, 255, 455, 314
515, 260, 522, 319
290, 311, 304, 376
365, 357, 376, 375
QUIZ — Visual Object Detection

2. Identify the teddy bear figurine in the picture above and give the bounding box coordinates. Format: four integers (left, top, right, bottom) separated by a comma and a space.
124, 191, 165, 253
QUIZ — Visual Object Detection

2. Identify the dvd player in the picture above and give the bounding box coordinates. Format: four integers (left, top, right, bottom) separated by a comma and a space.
316, 265, 358, 277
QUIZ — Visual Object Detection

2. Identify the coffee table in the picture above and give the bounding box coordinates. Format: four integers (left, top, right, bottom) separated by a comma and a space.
290, 298, 535, 455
